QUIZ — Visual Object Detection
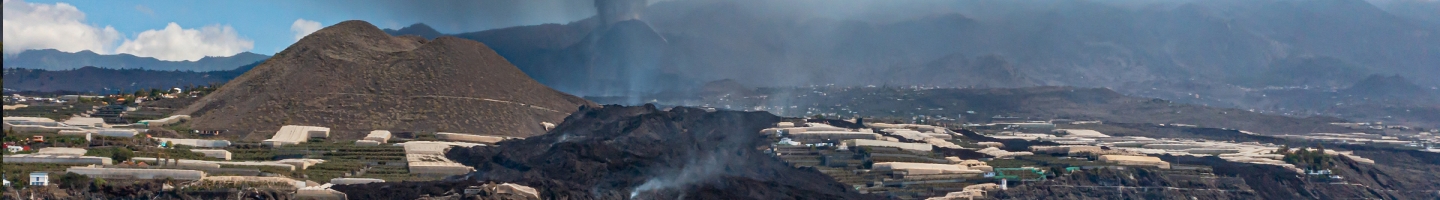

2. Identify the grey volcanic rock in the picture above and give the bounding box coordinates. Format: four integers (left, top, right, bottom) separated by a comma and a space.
177, 20, 593, 140
439, 105, 876, 200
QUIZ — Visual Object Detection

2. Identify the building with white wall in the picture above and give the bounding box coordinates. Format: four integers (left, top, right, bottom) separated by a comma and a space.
66, 166, 206, 180
5, 154, 113, 165
435, 132, 515, 144
29, 172, 48, 186
262, 125, 330, 146
154, 138, 232, 148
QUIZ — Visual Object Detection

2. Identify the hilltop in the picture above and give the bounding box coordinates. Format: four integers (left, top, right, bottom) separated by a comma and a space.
176, 20, 594, 140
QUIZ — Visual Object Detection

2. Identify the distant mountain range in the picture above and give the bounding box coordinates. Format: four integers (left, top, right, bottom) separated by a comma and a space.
2, 63, 257, 93
1, 49, 267, 92
415, 0, 1438, 95
2, 49, 269, 71
382, 23, 444, 40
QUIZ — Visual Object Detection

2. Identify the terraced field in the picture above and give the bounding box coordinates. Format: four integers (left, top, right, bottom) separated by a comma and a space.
224, 142, 419, 182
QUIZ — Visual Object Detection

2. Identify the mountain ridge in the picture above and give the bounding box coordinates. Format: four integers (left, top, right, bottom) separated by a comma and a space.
3, 49, 269, 71
3, 63, 257, 93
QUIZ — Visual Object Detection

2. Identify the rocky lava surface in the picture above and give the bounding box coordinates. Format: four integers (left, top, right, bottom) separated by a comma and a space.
337, 105, 876, 199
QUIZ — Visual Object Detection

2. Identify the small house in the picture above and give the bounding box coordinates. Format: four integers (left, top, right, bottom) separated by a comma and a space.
29, 172, 49, 186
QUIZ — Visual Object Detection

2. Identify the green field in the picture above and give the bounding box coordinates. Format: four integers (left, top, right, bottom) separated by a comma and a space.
225, 142, 414, 182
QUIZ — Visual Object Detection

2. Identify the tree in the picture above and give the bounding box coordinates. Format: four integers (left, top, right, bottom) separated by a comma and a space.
8, 176, 24, 190
55, 172, 92, 190
108, 147, 134, 162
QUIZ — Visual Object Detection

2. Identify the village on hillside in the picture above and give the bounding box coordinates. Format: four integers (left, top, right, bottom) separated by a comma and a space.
3, 89, 541, 199
5, 85, 1436, 199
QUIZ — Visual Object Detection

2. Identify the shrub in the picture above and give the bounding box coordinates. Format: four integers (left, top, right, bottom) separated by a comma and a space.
56, 172, 92, 190
86, 147, 136, 162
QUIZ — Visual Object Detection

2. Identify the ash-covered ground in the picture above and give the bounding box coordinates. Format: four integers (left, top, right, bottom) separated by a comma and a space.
334, 105, 877, 199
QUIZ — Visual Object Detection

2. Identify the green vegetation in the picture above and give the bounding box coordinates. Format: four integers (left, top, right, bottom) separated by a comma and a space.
2, 163, 85, 183
134, 145, 216, 161
162, 123, 199, 138
2, 105, 93, 121
86, 146, 136, 162
121, 114, 165, 123
985, 155, 1116, 169
350, 165, 430, 182
89, 135, 144, 148
226, 142, 410, 182
1276, 145, 1337, 170
986, 158, 1041, 168
3, 128, 18, 142
216, 164, 301, 178
47, 135, 89, 147
303, 160, 365, 183
54, 172, 93, 189
6, 176, 22, 190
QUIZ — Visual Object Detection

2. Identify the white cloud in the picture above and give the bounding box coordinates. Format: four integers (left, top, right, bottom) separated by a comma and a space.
2, 0, 121, 54
114, 23, 254, 61
291, 18, 323, 41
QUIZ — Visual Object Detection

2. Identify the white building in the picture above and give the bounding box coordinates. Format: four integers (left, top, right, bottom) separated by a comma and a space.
153, 138, 232, 148
190, 149, 234, 160
66, 166, 206, 180
5, 154, 114, 165
363, 130, 393, 144
435, 132, 515, 144
844, 139, 932, 152
29, 172, 48, 186
262, 125, 330, 146
35, 147, 87, 156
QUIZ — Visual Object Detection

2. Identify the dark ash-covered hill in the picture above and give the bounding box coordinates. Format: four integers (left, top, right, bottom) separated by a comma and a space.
176, 20, 593, 140
406, 105, 874, 200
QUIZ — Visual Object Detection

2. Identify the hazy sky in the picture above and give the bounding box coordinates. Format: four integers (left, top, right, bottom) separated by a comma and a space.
5, 0, 1434, 61
3, 0, 593, 60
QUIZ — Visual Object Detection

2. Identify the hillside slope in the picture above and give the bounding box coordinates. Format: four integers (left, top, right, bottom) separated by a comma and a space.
176, 20, 593, 140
